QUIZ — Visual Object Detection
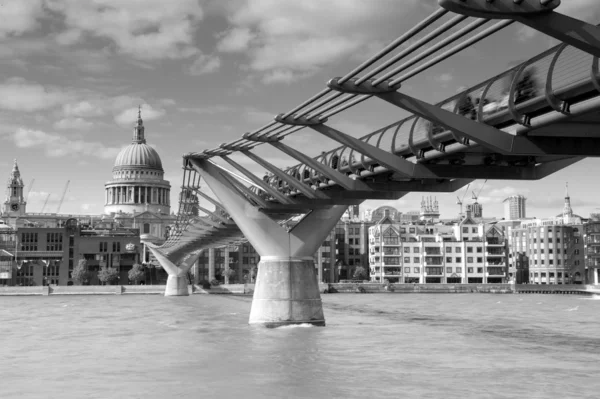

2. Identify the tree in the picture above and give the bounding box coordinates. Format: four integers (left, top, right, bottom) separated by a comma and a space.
71, 259, 90, 286
222, 267, 236, 284
128, 263, 145, 285
353, 266, 368, 281
98, 266, 119, 285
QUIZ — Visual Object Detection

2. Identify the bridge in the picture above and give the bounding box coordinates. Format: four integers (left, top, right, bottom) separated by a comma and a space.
148, 0, 600, 327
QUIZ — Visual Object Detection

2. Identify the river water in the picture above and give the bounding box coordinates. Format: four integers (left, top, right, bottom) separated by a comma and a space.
1, 293, 599, 399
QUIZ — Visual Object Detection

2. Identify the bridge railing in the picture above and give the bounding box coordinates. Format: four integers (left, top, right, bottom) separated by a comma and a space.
257, 41, 598, 195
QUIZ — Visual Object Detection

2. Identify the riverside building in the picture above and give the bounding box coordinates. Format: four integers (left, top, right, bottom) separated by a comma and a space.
368, 208, 509, 284
508, 184, 585, 284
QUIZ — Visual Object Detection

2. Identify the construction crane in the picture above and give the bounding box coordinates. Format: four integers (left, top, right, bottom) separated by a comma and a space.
456, 182, 470, 217
472, 179, 488, 203
56, 180, 70, 214
25, 179, 35, 203
40, 193, 51, 213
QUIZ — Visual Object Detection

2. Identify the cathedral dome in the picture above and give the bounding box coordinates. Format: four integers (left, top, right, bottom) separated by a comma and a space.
114, 143, 163, 171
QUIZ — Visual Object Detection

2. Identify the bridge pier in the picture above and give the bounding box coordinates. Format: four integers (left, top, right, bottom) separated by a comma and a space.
250, 256, 325, 327
190, 158, 354, 327
147, 246, 201, 297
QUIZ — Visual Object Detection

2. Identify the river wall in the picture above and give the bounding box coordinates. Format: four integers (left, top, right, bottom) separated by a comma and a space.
1, 283, 598, 296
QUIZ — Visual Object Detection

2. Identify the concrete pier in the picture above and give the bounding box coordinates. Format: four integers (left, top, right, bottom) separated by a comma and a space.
164, 275, 190, 296
249, 257, 324, 327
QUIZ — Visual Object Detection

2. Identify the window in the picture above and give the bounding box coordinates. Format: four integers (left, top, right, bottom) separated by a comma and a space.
69, 236, 74, 247
404, 257, 410, 264
143, 223, 150, 234
476, 247, 482, 253
467, 257, 473, 263
409, 228, 415, 234
477, 267, 483, 273
456, 257, 462, 263
413, 267, 420, 273
467, 247, 473, 253
112, 242, 121, 252
413, 257, 419, 264
404, 247, 410, 253
456, 267, 462, 273
446, 247, 452, 253
413, 247, 420, 253
446, 257, 452, 263
46, 233, 63, 251
446, 267, 452, 273
404, 267, 410, 273
462, 227, 468, 233
20, 232, 38, 251
455, 247, 462, 253
99, 242, 108, 252
468, 267, 474, 273
477, 257, 483, 263
472, 228, 477, 233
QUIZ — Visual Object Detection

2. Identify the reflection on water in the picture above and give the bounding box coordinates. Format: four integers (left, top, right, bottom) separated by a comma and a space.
1, 294, 599, 399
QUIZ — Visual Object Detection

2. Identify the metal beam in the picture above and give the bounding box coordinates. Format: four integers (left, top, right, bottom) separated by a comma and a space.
306, 123, 438, 178
241, 150, 327, 199
220, 155, 295, 204
268, 141, 372, 191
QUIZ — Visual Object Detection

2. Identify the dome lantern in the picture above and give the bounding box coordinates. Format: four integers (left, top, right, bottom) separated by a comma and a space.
132, 105, 146, 144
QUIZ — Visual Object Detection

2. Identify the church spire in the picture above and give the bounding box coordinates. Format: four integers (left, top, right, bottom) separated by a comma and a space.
132, 105, 146, 144
563, 182, 573, 218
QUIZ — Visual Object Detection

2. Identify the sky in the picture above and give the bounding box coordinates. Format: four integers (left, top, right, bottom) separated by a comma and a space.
1, 0, 600, 220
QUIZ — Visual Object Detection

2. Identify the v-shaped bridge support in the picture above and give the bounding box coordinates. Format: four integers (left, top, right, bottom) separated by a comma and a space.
147, 245, 203, 296
189, 157, 357, 327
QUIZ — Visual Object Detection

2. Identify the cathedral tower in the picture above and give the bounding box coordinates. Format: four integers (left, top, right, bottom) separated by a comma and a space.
3, 159, 27, 216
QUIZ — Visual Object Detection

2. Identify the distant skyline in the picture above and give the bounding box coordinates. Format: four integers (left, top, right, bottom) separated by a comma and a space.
1, 0, 600, 219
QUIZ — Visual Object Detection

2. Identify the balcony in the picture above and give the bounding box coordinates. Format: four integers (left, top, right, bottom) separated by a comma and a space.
485, 262, 505, 267
486, 252, 505, 257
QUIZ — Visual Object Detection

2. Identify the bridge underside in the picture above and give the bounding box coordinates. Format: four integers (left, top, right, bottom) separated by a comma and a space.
149, 0, 600, 325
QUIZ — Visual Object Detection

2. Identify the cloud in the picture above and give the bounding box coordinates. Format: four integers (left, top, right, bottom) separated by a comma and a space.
0, 0, 44, 38
45, 0, 204, 60
114, 104, 166, 126
188, 53, 221, 75
476, 185, 530, 204
12, 128, 123, 159
62, 101, 105, 118
81, 203, 96, 211
179, 105, 232, 114
219, 0, 420, 82
216, 27, 255, 52
53, 117, 94, 130
244, 108, 276, 125
54, 29, 83, 46
0, 78, 73, 112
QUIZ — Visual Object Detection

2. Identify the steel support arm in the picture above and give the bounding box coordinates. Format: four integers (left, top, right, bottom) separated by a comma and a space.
268, 141, 372, 191
241, 150, 327, 199
305, 123, 438, 178
220, 155, 295, 204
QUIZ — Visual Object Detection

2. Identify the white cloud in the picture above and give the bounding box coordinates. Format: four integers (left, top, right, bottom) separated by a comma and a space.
45, 0, 204, 60
81, 203, 96, 211
12, 128, 123, 159
114, 104, 166, 126
219, 0, 420, 82
244, 108, 275, 125
55, 29, 83, 46
53, 117, 94, 130
62, 101, 105, 118
437, 73, 453, 83
216, 27, 255, 52
188, 53, 221, 75
0, 78, 73, 112
179, 105, 232, 114
0, 0, 44, 38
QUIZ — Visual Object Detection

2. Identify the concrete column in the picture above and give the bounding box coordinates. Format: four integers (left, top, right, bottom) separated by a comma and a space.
192, 158, 355, 327
147, 246, 201, 296
208, 248, 215, 281
594, 268, 599, 285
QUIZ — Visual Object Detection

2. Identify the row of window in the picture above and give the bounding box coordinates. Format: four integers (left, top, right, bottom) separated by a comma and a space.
374, 266, 503, 274
373, 256, 505, 264
98, 242, 122, 253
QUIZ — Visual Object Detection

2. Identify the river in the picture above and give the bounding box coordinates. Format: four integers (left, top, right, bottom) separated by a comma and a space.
1, 293, 599, 399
